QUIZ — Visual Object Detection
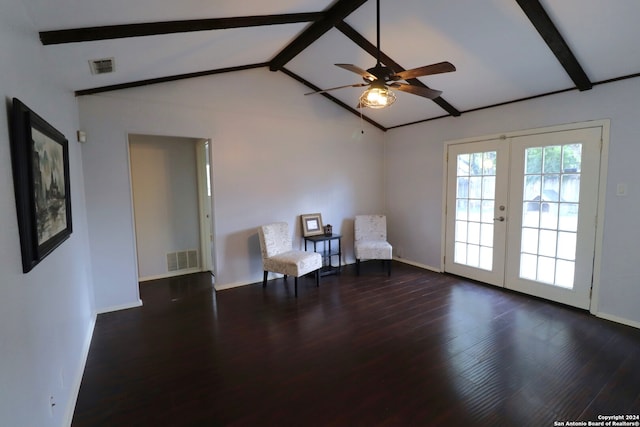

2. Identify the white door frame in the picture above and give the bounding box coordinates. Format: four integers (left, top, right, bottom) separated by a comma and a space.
196, 138, 215, 274
128, 133, 216, 281
441, 120, 610, 314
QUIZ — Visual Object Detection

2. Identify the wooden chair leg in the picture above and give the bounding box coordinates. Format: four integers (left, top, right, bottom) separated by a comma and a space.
315, 269, 319, 287
356, 259, 360, 276
294, 276, 298, 297
387, 259, 391, 276
263, 271, 268, 288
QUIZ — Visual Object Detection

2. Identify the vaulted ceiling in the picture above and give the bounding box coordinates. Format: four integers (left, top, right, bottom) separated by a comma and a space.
28, 0, 640, 130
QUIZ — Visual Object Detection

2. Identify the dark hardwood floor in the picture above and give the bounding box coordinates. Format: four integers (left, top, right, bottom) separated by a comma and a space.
72, 262, 640, 426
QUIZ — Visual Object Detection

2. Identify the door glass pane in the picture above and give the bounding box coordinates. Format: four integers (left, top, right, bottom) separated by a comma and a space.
483, 151, 496, 174
456, 199, 468, 220
469, 200, 481, 221
482, 176, 496, 199
525, 148, 542, 174
519, 144, 582, 288
555, 260, 575, 288
470, 153, 483, 175
480, 223, 494, 247
468, 222, 480, 245
479, 247, 493, 270
543, 146, 562, 173
481, 200, 494, 223
538, 229, 557, 257
520, 253, 537, 280
454, 150, 497, 271
455, 242, 467, 264
455, 221, 468, 243
521, 228, 538, 254
557, 231, 577, 261
540, 202, 559, 229
467, 245, 480, 267
558, 204, 578, 231
469, 177, 482, 199
562, 144, 582, 172
457, 154, 470, 175
537, 256, 556, 283
457, 177, 469, 198
561, 174, 580, 202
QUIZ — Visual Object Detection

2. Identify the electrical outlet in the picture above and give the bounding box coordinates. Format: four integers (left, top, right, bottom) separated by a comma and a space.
616, 183, 627, 196
49, 395, 56, 416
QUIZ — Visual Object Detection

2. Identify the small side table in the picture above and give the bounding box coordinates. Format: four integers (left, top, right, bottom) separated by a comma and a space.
304, 234, 342, 276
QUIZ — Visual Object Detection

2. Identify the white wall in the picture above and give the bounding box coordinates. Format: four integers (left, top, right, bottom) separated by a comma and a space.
79, 68, 385, 309
130, 134, 200, 280
386, 78, 640, 327
0, 0, 95, 425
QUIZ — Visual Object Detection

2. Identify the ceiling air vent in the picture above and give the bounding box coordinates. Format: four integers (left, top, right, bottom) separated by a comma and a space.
89, 57, 115, 75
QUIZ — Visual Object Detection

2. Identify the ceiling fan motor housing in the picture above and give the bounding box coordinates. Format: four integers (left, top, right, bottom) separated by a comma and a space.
365, 64, 395, 83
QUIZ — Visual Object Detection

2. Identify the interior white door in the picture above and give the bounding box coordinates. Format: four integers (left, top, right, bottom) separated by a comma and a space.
445, 126, 602, 310
504, 127, 602, 309
444, 140, 509, 286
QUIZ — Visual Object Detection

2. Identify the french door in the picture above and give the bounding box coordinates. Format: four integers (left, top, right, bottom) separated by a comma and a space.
445, 140, 509, 287
444, 126, 602, 309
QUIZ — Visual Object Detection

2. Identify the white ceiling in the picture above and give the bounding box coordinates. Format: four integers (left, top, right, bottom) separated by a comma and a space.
24, 0, 640, 130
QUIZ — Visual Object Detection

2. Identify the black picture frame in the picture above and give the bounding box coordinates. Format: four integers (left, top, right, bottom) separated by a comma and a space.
9, 98, 72, 273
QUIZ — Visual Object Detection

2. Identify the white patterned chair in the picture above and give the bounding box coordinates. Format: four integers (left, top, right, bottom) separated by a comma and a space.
354, 214, 392, 276
258, 222, 322, 296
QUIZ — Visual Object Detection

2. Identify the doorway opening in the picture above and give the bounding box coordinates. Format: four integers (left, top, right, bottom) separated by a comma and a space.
129, 134, 214, 282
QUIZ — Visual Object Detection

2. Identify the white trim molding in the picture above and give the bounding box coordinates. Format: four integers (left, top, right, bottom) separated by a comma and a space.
96, 299, 143, 315
63, 315, 96, 427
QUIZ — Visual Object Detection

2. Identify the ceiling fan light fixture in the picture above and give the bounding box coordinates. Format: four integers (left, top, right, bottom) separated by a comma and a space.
360, 86, 396, 109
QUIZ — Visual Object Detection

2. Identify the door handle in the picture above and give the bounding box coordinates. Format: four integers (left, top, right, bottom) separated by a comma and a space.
494, 216, 505, 222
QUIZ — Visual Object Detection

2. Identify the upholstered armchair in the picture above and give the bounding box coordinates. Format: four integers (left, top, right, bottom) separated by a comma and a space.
354, 214, 392, 276
258, 222, 322, 296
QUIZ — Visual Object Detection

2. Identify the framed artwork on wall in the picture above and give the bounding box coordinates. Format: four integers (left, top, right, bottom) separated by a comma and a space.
301, 213, 324, 237
9, 98, 73, 273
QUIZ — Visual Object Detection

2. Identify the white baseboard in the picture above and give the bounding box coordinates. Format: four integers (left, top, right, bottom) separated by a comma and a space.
138, 268, 202, 282
96, 299, 143, 315
394, 257, 441, 273
595, 311, 640, 330
63, 314, 96, 427
215, 272, 291, 291
215, 260, 442, 292
215, 279, 257, 291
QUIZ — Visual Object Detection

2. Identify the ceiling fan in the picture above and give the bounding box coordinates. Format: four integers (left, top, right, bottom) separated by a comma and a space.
305, 0, 456, 109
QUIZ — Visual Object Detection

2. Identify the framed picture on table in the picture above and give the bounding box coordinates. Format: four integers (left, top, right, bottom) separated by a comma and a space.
301, 213, 323, 237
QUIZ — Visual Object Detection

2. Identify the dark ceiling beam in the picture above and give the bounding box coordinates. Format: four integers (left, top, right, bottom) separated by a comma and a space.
336, 22, 461, 117
280, 68, 387, 132
269, 0, 368, 71
515, 0, 592, 91
390, 72, 640, 130
40, 13, 324, 45
75, 62, 269, 96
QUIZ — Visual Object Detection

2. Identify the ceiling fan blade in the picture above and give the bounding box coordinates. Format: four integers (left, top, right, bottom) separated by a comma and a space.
304, 83, 369, 96
391, 61, 456, 81
389, 82, 442, 99
335, 64, 377, 81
